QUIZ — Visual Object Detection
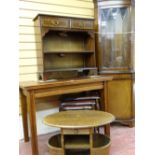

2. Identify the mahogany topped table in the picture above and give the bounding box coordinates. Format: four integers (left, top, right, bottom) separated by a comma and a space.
19, 75, 112, 155
43, 110, 115, 155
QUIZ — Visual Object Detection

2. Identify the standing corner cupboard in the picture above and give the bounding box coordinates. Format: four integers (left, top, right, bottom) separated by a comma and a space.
94, 0, 135, 127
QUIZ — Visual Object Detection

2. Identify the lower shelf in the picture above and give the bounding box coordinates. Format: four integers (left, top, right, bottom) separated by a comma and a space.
65, 135, 90, 149
65, 149, 90, 155
48, 133, 111, 155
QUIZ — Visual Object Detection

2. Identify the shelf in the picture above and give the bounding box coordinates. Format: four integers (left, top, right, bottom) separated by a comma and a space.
44, 67, 97, 72
44, 50, 94, 54
65, 149, 90, 155
47, 133, 111, 155
65, 135, 90, 149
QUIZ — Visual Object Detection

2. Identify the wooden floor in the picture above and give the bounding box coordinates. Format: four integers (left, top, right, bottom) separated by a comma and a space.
19, 124, 135, 155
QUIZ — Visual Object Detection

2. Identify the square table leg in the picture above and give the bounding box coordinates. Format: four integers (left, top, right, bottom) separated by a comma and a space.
99, 81, 111, 137
20, 89, 29, 142
27, 91, 39, 155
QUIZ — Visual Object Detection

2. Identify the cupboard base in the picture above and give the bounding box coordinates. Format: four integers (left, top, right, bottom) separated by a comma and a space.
114, 119, 135, 127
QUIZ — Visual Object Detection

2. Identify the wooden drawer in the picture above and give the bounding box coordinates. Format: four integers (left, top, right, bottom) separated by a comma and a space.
71, 19, 84, 29
63, 128, 90, 135
41, 16, 70, 28
71, 19, 94, 30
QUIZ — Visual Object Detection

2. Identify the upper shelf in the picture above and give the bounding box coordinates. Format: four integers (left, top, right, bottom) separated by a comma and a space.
43, 31, 95, 53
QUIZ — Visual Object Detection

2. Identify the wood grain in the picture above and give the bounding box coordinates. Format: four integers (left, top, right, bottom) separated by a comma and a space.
20, 88, 29, 142
27, 91, 39, 155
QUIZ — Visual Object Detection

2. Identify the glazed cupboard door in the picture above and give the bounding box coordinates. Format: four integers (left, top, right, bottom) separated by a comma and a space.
96, 1, 133, 73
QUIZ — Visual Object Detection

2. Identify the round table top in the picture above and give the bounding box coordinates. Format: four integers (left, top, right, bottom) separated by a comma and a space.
43, 110, 115, 129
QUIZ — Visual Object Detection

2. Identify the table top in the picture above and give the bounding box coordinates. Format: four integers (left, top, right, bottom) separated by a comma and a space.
19, 75, 112, 90
43, 110, 115, 129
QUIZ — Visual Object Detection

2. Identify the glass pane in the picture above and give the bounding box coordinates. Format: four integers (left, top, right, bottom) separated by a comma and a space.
99, 6, 131, 69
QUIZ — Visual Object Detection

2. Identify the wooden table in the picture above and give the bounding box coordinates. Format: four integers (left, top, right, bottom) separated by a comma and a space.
19, 75, 112, 155
43, 110, 115, 155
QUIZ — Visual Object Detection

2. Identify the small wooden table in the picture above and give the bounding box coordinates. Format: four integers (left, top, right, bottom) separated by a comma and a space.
43, 110, 115, 155
19, 76, 112, 155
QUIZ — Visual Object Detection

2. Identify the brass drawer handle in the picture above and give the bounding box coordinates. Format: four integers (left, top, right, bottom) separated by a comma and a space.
51, 20, 59, 25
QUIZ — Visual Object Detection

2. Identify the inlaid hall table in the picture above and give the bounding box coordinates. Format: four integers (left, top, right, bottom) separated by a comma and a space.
43, 110, 115, 155
19, 75, 112, 155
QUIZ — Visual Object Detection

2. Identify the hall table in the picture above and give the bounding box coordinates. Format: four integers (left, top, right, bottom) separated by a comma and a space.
19, 75, 113, 155
43, 110, 115, 155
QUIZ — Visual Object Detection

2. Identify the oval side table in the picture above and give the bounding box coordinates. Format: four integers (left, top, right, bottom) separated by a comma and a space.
43, 110, 115, 155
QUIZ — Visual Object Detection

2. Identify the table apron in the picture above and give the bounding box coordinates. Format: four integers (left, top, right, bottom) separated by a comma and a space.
34, 82, 104, 98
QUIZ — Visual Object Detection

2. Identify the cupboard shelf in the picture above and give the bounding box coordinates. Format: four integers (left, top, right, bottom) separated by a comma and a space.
44, 67, 97, 72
